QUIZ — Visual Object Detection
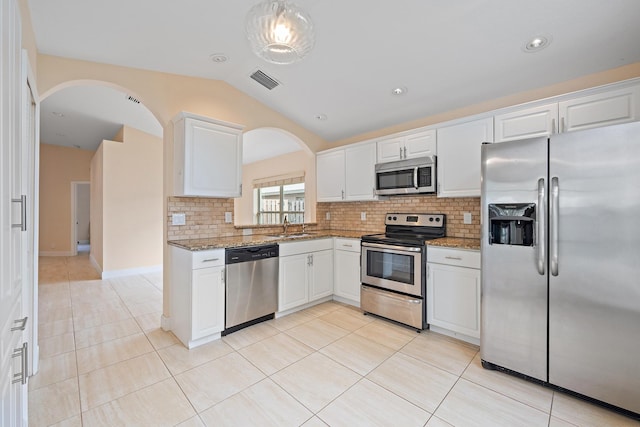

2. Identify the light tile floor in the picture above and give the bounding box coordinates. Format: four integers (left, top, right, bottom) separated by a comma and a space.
30, 253, 640, 427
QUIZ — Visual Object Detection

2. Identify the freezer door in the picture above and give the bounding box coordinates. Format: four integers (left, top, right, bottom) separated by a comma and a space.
480, 137, 548, 381
549, 122, 640, 414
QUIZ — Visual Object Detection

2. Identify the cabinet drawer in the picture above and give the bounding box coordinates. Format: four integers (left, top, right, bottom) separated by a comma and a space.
279, 238, 333, 257
427, 247, 480, 269
192, 249, 225, 269
334, 238, 360, 253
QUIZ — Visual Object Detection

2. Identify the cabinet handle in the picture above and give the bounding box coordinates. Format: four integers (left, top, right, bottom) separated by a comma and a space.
560, 117, 565, 133
221, 269, 225, 283
11, 317, 28, 332
403, 146, 407, 158
445, 256, 463, 261
551, 118, 556, 135
202, 258, 220, 263
239, 184, 243, 194
12, 343, 28, 385
399, 147, 403, 159
11, 195, 27, 231
341, 190, 345, 200
342, 244, 353, 248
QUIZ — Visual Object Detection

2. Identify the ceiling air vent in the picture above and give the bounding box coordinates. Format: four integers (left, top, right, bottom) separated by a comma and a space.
125, 94, 141, 104
250, 70, 280, 90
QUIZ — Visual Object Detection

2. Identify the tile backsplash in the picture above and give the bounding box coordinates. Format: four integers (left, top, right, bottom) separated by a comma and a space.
316, 196, 480, 239
168, 195, 480, 240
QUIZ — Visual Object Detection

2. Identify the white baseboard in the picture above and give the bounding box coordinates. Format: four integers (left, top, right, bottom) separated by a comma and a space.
39, 250, 74, 256
161, 315, 171, 331
429, 324, 480, 346
101, 264, 163, 280
332, 295, 360, 308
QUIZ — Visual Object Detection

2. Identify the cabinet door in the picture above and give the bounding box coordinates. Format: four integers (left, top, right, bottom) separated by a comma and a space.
405, 129, 436, 159
427, 263, 480, 338
192, 266, 225, 339
559, 86, 640, 133
181, 118, 242, 198
377, 136, 404, 162
345, 143, 376, 201
309, 250, 334, 301
279, 254, 309, 311
437, 117, 493, 197
334, 249, 361, 303
494, 103, 558, 142
316, 150, 345, 202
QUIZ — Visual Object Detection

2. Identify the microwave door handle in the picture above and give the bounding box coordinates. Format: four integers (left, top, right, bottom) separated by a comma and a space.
413, 167, 419, 189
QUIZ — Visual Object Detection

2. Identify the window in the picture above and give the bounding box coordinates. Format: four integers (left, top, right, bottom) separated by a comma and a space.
253, 173, 305, 225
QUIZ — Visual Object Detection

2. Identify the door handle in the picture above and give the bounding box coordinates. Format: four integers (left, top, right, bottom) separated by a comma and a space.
11, 317, 28, 332
550, 177, 559, 276
11, 195, 27, 231
403, 146, 407, 159
12, 343, 28, 385
537, 178, 545, 275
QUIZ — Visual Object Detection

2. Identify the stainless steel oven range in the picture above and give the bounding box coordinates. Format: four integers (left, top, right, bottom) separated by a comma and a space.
361, 213, 445, 330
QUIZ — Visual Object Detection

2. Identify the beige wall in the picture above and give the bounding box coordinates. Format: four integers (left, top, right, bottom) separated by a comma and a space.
91, 126, 163, 274
90, 145, 104, 268
234, 150, 316, 225
39, 144, 94, 254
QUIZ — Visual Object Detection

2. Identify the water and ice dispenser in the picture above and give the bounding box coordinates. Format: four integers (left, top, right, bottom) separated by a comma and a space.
488, 203, 536, 246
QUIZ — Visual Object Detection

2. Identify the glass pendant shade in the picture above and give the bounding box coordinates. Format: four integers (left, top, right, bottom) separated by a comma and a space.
245, 0, 315, 65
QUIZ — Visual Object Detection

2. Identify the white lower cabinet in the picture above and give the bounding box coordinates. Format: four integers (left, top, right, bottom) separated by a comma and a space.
170, 247, 225, 348
427, 246, 481, 344
333, 238, 361, 305
279, 239, 334, 312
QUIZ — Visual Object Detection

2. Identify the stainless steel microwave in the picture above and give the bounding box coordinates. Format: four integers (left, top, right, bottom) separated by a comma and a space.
374, 156, 436, 195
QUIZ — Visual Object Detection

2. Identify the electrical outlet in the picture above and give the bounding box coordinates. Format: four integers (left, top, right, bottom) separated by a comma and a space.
172, 213, 186, 226
326, 212, 331, 220
463, 212, 472, 224
361, 212, 367, 221
225, 212, 233, 223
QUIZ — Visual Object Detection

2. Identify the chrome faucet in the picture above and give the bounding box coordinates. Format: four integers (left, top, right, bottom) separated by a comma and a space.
283, 215, 290, 235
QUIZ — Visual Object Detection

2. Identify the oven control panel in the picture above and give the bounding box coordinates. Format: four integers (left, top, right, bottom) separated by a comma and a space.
384, 213, 445, 227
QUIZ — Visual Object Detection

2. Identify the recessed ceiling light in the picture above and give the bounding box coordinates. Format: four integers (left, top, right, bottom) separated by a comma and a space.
523, 35, 552, 53
315, 113, 328, 121
210, 53, 229, 63
52, 111, 65, 117
392, 87, 408, 96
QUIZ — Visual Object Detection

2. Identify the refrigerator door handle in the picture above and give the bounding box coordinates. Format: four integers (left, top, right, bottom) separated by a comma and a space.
550, 177, 559, 276
537, 178, 545, 275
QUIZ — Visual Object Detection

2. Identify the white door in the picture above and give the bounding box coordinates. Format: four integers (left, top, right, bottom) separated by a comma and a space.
278, 254, 308, 311
308, 250, 333, 301
316, 150, 345, 202
1, 0, 27, 424
344, 143, 376, 201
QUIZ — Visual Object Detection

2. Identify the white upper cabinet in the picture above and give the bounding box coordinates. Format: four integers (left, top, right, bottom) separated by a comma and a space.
317, 141, 376, 202
173, 113, 243, 198
494, 103, 558, 142
316, 149, 346, 201
377, 129, 436, 163
495, 85, 640, 142
559, 85, 640, 133
344, 143, 377, 201
437, 117, 493, 198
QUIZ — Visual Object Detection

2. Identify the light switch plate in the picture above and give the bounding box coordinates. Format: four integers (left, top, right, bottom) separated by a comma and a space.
361, 212, 367, 221
463, 212, 472, 224
326, 212, 331, 220
172, 213, 186, 226
225, 212, 233, 223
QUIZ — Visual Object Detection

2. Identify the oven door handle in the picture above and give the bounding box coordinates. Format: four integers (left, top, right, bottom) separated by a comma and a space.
361, 242, 422, 253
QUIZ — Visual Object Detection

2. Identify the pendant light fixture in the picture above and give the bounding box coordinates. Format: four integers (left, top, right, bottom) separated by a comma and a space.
245, 0, 315, 65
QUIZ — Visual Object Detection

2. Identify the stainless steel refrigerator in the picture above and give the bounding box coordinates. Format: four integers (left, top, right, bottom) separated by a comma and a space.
480, 121, 640, 416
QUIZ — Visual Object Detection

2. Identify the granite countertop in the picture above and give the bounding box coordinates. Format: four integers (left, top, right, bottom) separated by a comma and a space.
168, 229, 370, 251
427, 237, 480, 251
169, 230, 480, 251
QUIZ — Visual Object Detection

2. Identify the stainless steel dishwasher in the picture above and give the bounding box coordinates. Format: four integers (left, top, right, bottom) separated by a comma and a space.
224, 244, 279, 335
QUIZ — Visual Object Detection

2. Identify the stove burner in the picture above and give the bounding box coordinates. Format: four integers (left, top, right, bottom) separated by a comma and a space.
361, 213, 446, 246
